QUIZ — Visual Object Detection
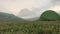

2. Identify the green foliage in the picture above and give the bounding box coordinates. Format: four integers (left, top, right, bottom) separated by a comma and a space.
39, 10, 60, 21
0, 21, 60, 34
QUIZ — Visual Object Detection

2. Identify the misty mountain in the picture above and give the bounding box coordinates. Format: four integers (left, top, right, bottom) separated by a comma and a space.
0, 12, 24, 22
18, 8, 38, 18
18, 8, 38, 21
19, 9, 34, 17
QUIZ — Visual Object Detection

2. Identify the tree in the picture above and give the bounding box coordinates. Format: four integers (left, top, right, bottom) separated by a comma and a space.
39, 10, 60, 21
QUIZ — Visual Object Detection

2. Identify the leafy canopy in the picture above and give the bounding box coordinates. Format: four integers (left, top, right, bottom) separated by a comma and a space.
39, 10, 60, 21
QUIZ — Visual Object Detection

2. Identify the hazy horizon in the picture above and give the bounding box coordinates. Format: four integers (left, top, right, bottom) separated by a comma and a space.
0, 0, 60, 19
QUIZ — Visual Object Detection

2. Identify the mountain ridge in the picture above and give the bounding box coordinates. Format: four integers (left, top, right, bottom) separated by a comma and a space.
0, 12, 25, 22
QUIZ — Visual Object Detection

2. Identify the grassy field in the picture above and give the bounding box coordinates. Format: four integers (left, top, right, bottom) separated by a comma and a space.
0, 21, 60, 34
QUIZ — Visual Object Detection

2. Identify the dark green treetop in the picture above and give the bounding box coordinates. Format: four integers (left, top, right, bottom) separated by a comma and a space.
39, 10, 60, 21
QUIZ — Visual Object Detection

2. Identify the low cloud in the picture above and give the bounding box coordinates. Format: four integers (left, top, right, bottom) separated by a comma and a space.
0, 0, 60, 18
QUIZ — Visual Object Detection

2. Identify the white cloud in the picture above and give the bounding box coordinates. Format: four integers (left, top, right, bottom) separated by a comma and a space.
0, 0, 34, 15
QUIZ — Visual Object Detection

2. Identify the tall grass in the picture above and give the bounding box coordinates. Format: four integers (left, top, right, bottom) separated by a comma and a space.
0, 21, 60, 34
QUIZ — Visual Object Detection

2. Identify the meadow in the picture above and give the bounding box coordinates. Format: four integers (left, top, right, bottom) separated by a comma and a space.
0, 21, 60, 34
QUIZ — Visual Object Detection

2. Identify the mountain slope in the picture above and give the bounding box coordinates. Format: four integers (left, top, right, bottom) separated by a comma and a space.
0, 12, 24, 22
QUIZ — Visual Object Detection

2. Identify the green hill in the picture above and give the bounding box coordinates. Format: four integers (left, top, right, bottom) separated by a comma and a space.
39, 10, 60, 21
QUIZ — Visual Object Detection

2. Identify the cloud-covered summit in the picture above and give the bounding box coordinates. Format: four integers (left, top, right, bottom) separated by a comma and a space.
18, 8, 38, 19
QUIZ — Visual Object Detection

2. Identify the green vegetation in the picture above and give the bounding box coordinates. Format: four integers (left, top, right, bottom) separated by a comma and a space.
0, 21, 60, 34
0, 10, 60, 34
39, 10, 60, 21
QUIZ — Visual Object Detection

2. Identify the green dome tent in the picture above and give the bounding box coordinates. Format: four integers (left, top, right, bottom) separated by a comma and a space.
39, 10, 60, 21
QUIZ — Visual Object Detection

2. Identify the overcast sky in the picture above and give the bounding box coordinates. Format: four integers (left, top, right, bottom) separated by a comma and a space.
0, 0, 60, 18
